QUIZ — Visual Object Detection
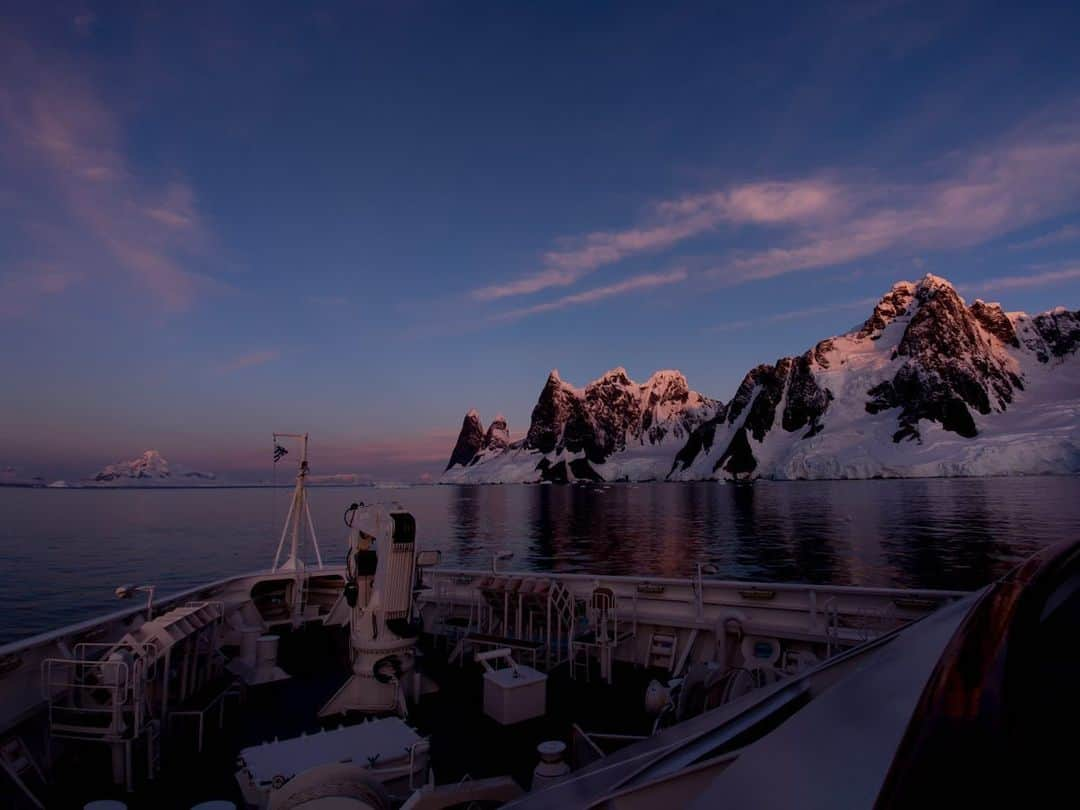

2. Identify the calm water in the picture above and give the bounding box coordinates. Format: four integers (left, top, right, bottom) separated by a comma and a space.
2, 478, 1079, 645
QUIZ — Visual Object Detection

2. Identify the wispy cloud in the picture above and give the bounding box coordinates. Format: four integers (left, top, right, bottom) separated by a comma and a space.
974, 265, 1080, 293
493, 269, 688, 322
471, 181, 841, 301
0, 28, 215, 315
707, 296, 878, 334
1009, 224, 1080, 251
471, 105, 1080, 304
712, 121, 1080, 284
217, 349, 280, 373
0, 266, 83, 318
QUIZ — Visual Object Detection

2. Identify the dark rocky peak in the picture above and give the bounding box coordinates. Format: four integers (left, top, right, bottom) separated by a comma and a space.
669, 350, 832, 480
783, 350, 831, 437
740, 358, 793, 441
724, 364, 776, 426
913, 272, 955, 297
445, 410, 485, 470
719, 352, 831, 438
858, 281, 916, 338
896, 275, 982, 359
590, 367, 633, 388
642, 370, 692, 404
542, 368, 582, 391
1031, 308, 1080, 361
868, 274, 1022, 442
810, 338, 835, 369
524, 370, 586, 454
970, 299, 1020, 347
483, 414, 510, 452
584, 372, 640, 455
521, 366, 720, 466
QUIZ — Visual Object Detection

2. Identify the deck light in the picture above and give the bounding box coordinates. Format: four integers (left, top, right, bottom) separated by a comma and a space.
115, 583, 155, 620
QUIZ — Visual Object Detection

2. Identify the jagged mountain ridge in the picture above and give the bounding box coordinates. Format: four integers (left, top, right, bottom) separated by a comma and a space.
444, 410, 510, 472
443, 369, 720, 482
443, 275, 1080, 483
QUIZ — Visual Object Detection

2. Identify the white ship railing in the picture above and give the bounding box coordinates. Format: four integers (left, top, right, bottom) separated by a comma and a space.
417, 566, 967, 678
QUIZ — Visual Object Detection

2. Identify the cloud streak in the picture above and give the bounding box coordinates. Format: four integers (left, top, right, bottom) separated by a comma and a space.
493, 268, 688, 322
0, 266, 83, 318
471, 181, 841, 301
712, 122, 1080, 283
974, 265, 1080, 293
471, 105, 1080, 304
217, 350, 280, 374
707, 296, 878, 334
0, 29, 214, 315
1009, 224, 1080, 251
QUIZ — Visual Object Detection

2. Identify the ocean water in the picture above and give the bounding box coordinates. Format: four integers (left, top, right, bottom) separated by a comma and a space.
2, 478, 1078, 645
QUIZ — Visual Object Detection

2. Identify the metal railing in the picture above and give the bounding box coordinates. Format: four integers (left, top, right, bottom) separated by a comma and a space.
41, 656, 139, 741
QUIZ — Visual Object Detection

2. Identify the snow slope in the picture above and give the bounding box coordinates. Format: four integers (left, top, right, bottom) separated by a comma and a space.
90, 450, 217, 485
670, 275, 1080, 480
445, 275, 1080, 483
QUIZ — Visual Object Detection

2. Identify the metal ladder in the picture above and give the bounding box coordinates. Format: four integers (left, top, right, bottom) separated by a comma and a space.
647, 630, 679, 672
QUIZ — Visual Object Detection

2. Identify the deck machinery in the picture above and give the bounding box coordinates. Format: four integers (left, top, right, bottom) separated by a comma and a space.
318, 503, 426, 717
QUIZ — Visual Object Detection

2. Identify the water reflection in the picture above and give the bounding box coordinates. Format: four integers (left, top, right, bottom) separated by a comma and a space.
422, 478, 1079, 591
2, 477, 1079, 644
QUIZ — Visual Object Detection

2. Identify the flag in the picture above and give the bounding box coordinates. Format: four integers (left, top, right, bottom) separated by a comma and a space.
273, 443, 288, 463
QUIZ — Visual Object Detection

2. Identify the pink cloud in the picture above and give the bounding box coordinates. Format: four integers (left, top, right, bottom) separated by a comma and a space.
493, 268, 689, 322
471, 180, 841, 301
710, 120, 1080, 284
706, 296, 878, 334
0, 266, 83, 317
217, 350, 280, 374
0, 30, 214, 314
974, 265, 1080, 292
1009, 223, 1080, 251
472, 107, 1080, 305
656, 180, 842, 223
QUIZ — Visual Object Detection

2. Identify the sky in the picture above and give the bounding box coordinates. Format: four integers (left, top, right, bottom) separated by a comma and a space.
2, 0, 1080, 483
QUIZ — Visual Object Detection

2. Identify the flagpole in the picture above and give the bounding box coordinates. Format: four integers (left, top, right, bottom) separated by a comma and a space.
271, 432, 311, 572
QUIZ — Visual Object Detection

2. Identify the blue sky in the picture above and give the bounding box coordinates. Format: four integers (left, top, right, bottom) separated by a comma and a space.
2, 0, 1080, 481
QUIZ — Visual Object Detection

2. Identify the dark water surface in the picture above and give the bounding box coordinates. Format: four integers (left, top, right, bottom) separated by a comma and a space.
2, 478, 1078, 645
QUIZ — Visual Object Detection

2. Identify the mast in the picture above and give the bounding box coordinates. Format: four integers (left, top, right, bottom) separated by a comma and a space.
271, 432, 323, 572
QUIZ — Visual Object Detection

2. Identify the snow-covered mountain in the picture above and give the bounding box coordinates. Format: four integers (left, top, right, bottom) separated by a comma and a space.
443, 275, 1080, 483
91, 450, 217, 485
442, 368, 721, 482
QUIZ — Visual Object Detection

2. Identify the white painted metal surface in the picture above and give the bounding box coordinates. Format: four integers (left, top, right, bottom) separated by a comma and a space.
483, 664, 548, 725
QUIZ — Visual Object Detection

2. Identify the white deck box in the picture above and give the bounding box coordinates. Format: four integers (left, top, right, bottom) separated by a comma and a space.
235, 717, 426, 806
482, 665, 548, 725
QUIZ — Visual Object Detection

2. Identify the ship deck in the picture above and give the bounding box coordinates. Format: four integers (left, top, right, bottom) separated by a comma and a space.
40, 623, 659, 808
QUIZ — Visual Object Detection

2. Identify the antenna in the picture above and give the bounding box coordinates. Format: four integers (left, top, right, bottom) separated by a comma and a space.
271, 432, 324, 572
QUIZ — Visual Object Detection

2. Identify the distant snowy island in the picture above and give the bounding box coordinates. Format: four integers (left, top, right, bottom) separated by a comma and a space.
91, 449, 217, 485
442, 274, 1080, 483
1, 451, 379, 489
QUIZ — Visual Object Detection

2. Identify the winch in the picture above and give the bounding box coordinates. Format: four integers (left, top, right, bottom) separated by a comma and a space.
319, 503, 425, 716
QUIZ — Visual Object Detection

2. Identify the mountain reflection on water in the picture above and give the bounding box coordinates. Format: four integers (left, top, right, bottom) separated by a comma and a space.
2, 478, 1077, 643
439, 478, 1070, 589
